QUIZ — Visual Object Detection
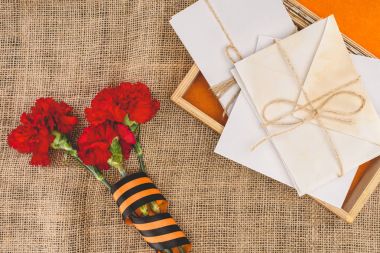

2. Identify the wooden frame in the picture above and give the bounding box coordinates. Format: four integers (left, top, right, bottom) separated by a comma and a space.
171, 64, 225, 133
316, 157, 380, 223
171, 0, 379, 223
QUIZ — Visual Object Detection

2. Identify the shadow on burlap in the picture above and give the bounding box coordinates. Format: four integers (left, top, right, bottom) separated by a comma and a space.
0, 1, 379, 252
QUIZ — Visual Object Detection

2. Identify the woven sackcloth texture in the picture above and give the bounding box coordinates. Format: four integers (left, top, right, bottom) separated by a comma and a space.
0, 1, 379, 252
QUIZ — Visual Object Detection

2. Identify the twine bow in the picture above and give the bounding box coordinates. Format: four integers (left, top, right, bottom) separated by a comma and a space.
251, 40, 365, 177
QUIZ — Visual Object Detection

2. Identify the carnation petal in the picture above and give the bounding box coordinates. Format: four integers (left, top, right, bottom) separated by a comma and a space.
30, 152, 51, 166
115, 124, 136, 145
120, 140, 133, 160
7, 126, 35, 153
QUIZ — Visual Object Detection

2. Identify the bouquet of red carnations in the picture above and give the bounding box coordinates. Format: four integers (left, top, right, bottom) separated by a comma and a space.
8, 82, 191, 253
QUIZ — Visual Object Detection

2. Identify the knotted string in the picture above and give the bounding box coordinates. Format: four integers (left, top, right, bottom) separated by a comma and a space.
251, 39, 366, 177
204, 0, 241, 114
204, 0, 243, 63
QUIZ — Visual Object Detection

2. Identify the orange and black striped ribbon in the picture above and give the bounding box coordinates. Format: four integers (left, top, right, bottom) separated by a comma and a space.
111, 172, 191, 252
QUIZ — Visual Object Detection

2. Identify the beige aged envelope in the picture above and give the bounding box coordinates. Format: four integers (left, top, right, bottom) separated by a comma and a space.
234, 16, 380, 195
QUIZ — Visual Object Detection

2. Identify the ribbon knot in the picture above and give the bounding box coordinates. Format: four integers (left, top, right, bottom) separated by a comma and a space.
311, 108, 319, 118
252, 40, 365, 177
261, 90, 366, 128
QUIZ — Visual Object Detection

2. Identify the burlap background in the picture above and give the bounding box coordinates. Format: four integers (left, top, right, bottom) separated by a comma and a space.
0, 1, 379, 252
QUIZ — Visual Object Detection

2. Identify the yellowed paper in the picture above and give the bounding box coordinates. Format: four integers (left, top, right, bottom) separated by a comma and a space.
234, 16, 380, 195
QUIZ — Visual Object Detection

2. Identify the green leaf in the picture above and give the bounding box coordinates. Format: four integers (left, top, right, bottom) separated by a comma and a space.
51, 130, 63, 149
123, 115, 138, 132
107, 137, 123, 170
50, 130, 77, 156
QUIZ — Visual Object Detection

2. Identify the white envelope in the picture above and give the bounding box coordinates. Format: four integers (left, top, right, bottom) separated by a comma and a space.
170, 0, 296, 113
216, 52, 380, 208
232, 16, 380, 195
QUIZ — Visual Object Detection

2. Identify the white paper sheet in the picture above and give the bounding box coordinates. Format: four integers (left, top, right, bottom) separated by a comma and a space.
170, 0, 296, 113
215, 41, 380, 208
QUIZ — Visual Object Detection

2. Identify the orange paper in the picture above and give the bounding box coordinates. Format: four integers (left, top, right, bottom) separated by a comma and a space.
298, 0, 380, 57
183, 73, 228, 125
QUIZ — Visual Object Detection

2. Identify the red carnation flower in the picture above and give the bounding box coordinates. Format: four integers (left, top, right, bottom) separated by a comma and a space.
7, 98, 78, 166
77, 122, 136, 170
119, 82, 160, 123
31, 98, 78, 133
85, 82, 160, 125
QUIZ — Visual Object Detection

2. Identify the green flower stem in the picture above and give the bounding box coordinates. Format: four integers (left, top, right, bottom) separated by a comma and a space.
119, 168, 127, 177
150, 201, 160, 214
134, 141, 146, 173
137, 155, 145, 172
133, 125, 146, 173
134, 142, 178, 252
130, 125, 181, 252
51, 131, 112, 190
132, 125, 162, 216
139, 204, 149, 216
72, 156, 112, 190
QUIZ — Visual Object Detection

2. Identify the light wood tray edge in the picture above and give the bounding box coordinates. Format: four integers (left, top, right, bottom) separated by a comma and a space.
171, 64, 224, 133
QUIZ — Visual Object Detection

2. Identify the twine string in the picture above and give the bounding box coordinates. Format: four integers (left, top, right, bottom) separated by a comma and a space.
204, 0, 243, 63
211, 78, 236, 98
205, 0, 242, 113
251, 40, 366, 177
